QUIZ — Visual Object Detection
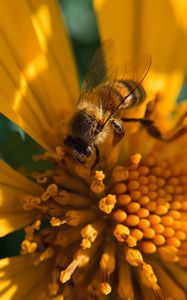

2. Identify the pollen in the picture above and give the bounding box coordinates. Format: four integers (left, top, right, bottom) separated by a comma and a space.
21, 147, 187, 299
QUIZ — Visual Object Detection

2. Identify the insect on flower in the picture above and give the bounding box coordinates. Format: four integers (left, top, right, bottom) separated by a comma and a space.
64, 42, 163, 169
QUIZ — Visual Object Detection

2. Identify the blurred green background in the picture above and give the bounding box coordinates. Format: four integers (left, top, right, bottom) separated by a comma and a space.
0, 0, 187, 258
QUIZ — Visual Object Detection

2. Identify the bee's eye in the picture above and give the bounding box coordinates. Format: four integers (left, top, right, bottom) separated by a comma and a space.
95, 124, 103, 135
84, 146, 92, 157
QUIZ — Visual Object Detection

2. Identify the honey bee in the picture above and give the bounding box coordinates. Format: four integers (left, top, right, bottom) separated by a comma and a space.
64, 43, 161, 168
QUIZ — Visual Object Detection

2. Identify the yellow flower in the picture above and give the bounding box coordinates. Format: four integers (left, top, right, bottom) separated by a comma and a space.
0, 1, 187, 300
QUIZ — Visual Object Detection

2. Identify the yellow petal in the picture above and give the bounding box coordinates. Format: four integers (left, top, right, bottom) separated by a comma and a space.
0, 255, 51, 300
0, 0, 80, 150
94, 0, 187, 116
0, 160, 43, 236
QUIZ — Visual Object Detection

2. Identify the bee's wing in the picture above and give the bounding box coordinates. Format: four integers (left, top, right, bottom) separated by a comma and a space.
78, 41, 151, 129
100, 56, 152, 127
78, 40, 116, 105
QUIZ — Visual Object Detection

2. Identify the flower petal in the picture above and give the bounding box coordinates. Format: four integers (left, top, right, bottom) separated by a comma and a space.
0, 0, 80, 150
0, 255, 51, 300
0, 160, 43, 236
94, 0, 187, 116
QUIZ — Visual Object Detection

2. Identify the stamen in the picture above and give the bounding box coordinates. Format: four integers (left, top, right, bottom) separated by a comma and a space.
126, 249, 165, 300
117, 253, 134, 300
100, 242, 115, 294
50, 216, 67, 227
65, 209, 97, 226
90, 170, 106, 194
99, 194, 117, 214
55, 190, 92, 207
80, 221, 104, 249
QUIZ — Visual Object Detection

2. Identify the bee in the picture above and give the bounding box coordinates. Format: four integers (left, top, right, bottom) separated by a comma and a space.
64, 43, 161, 168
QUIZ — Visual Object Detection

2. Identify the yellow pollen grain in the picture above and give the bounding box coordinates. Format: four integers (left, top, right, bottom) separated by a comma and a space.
127, 180, 140, 191
140, 241, 157, 254
166, 237, 181, 248
112, 209, 127, 222
143, 228, 156, 239
161, 216, 174, 226
162, 169, 171, 178
146, 201, 157, 212
147, 191, 157, 200
130, 228, 143, 241
138, 196, 150, 205
126, 202, 140, 213
117, 194, 131, 206
153, 234, 166, 246
180, 175, 187, 184
152, 224, 165, 234
163, 227, 175, 238
138, 219, 151, 230
99, 194, 117, 214
125, 215, 140, 227
151, 167, 162, 176
169, 210, 181, 219
175, 231, 186, 240
137, 208, 150, 218
181, 201, 187, 210
148, 214, 161, 225
114, 183, 127, 195
130, 191, 141, 201
155, 204, 169, 215
138, 176, 148, 185
171, 201, 182, 210
165, 185, 174, 194
173, 220, 182, 230
148, 183, 157, 191
175, 186, 183, 194
100, 282, 112, 295
157, 178, 165, 187
147, 175, 157, 183
138, 166, 149, 176
157, 189, 165, 197
139, 185, 149, 195
129, 170, 139, 180
168, 177, 179, 185
112, 166, 129, 183
113, 224, 130, 242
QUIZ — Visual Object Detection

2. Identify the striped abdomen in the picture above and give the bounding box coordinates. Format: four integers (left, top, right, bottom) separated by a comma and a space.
113, 80, 146, 109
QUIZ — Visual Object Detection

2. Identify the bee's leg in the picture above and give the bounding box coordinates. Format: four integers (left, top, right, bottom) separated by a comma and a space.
110, 119, 125, 145
91, 145, 100, 171
121, 117, 162, 140
122, 117, 187, 142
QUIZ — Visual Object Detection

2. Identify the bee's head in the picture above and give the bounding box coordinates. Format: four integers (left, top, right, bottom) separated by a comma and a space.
64, 136, 92, 162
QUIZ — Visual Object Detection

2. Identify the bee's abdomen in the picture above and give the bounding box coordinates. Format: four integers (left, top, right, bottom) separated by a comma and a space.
112, 80, 146, 109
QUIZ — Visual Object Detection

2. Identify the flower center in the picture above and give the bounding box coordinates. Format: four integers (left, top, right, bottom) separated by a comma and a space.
20, 148, 187, 299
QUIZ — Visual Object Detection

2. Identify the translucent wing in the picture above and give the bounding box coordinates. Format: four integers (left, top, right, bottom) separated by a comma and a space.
78, 40, 116, 105
100, 56, 152, 127
78, 41, 151, 129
